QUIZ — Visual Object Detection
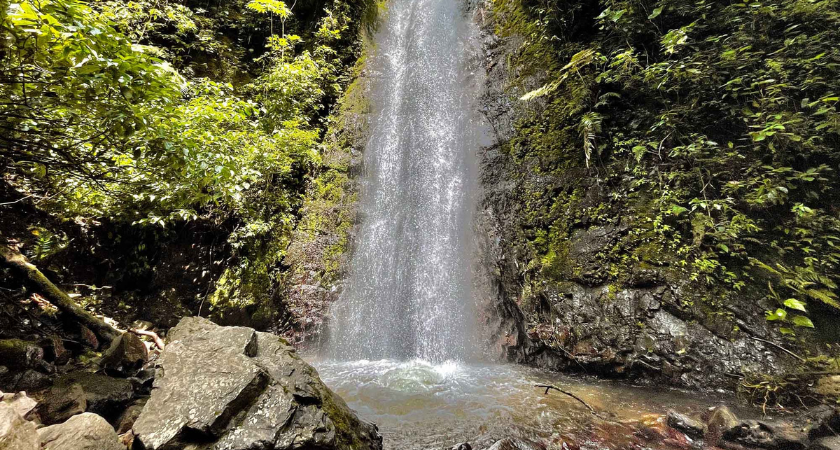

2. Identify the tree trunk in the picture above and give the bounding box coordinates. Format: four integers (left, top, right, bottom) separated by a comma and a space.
0, 244, 119, 346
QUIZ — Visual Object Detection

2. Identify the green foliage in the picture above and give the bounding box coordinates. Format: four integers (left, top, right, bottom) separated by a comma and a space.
1, 0, 374, 323
494, 0, 840, 334
1, 0, 180, 188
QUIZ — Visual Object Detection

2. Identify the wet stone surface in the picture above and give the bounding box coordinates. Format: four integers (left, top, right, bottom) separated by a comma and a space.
132, 317, 382, 450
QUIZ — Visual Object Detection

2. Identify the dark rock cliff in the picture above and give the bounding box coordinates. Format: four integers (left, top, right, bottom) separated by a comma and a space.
473, 0, 787, 390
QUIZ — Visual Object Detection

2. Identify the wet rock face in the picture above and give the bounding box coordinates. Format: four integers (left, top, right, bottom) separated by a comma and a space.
133, 316, 382, 450
473, 3, 783, 390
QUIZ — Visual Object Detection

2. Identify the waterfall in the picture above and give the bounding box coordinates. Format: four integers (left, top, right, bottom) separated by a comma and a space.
327, 0, 486, 363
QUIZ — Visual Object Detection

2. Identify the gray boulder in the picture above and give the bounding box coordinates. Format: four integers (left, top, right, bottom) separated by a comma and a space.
706, 405, 739, 443
0, 391, 37, 418
809, 407, 840, 439
485, 438, 545, 450
133, 316, 382, 450
38, 412, 124, 450
0, 402, 38, 450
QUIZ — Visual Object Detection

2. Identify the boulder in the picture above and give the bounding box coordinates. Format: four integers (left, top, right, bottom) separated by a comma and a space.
722, 420, 807, 450
706, 405, 739, 443
0, 391, 37, 418
38, 412, 124, 450
115, 400, 146, 435
53, 372, 134, 419
0, 339, 44, 370
133, 316, 382, 450
0, 403, 38, 450
666, 411, 705, 439
34, 383, 87, 425
42, 335, 70, 365
2, 369, 51, 393
102, 333, 149, 374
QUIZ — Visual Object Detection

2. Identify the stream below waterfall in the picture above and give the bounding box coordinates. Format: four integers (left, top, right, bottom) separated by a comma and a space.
310, 359, 752, 450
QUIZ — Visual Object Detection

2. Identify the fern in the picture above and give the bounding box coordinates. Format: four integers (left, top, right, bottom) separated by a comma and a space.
578, 112, 602, 168
520, 48, 601, 101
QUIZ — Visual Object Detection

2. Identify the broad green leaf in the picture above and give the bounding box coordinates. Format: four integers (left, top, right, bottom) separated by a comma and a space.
766, 308, 787, 321
792, 315, 814, 328
648, 7, 663, 19
783, 299, 807, 312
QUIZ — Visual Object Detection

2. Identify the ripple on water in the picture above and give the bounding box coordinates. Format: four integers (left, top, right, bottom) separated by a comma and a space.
310, 359, 749, 450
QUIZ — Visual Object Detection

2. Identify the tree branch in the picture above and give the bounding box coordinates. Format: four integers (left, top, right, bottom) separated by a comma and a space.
0, 244, 119, 346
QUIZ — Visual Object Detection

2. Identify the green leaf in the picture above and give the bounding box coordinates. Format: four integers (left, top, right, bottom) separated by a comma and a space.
783, 298, 807, 312
648, 6, 663, 19
792, 315, 814, 328
766, 308, 787, 321
671, 205, 688, 215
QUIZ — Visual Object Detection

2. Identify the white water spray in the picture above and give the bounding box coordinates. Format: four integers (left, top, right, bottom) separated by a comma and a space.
327, 0, 487, 362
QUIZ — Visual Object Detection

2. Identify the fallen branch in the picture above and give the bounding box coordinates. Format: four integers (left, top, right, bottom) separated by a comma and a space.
536, 384, 596, 415
130, 328, 165, 350
0, 244, 119, 346
749, 336, 805, 362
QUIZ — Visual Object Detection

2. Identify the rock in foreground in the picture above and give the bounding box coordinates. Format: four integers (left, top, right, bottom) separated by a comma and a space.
37, 412, 124, 450
133, 316, 382, 450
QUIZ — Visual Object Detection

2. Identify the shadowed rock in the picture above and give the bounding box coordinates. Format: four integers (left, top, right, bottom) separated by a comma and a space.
102, 332, 149, 374
722, 420, 807, 450
133, 316, 382, 450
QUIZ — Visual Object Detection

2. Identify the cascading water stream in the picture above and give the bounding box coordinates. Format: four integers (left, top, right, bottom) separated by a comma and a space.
327, 0, 485, 362
312, 1, 743, 448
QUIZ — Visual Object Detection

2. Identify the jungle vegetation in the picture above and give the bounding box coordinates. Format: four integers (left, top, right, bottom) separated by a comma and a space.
494, 0, 839, 334
1, 0, 375, 326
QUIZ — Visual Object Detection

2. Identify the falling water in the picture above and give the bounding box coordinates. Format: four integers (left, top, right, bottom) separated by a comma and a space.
327, 0, 486, 362
313, 2, 752, 447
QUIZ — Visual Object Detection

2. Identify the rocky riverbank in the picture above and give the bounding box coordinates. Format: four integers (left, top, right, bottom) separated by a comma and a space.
2, 316, 838, 450
0, 317, 382, 450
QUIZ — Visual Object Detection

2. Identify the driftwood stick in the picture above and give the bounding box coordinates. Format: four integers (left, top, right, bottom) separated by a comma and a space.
0, 244, 119, 346
749, 336, 805, 362
536, 384, 596, 415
